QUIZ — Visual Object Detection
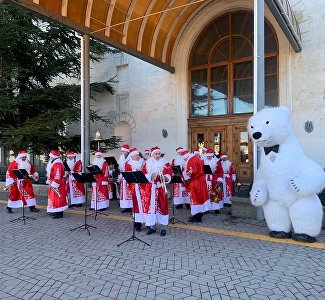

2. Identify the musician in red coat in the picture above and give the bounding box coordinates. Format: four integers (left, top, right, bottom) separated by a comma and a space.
143, 146, 173, 236
65, 151, 86, 208
181, 150, 210, 222
46, 150, 68, 218
90, 150, 110, 211
5, 150, 39, 213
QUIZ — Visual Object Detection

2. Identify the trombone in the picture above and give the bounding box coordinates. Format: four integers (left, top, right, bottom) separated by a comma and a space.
159, 171, 168, 194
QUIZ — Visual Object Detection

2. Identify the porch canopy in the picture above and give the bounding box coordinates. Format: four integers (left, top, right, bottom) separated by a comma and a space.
6, 0, 302, 74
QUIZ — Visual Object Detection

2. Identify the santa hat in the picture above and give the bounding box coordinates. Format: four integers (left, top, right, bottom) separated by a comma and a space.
95, 150, 103, 156
193, 149, 200, 155
129, 147, 139, 157
202, 147, 207, 152
206, 149, 214, 157
121, 144, 130, 152
220, 153, 228, 159
49, 150, 60, 158
66, 151, 76, 157
181, 150, 191, 160
144, 149, 150, 155
17, 150, 28, 158
150, 146, 161, 156
176, 147, 184, 154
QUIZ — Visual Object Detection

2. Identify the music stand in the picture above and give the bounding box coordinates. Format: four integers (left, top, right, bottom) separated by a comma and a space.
63, 161, 71, 172
204, 165, 213, 174
169, 166, 187, 225
104, 157, 119, 205
10, 169, 35, 224
70, 173, 97, 235
117, 171, 150, 247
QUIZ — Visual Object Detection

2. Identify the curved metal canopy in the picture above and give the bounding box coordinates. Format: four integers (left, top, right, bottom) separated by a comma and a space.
6, 0, 302, 73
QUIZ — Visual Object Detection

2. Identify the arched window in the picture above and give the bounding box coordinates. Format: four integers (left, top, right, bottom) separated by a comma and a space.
189, 12, 278, 117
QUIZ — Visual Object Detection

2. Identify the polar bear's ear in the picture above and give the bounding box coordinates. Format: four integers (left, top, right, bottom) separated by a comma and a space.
278, 106, 291, 118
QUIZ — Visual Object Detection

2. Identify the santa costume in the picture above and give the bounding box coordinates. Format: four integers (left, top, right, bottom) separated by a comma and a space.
171, 147, 190, 207
118, 144, 133, 212
143, 146, 173, 236
46, 150, 68, 218
90, 150, 111, 210
216, 153, 236, 206
181, 150, 210, 222
5, 150, 39, 213
65, 151, 86, 207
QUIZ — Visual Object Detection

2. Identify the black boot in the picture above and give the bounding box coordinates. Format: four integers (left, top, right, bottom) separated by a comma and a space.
269, 231, 292, 239
185, 204, 191, 210
188, 213, 203, 223
29, 206, 39, 212
292, 233, 316, 243
68, 204, 76, 208
121, 208, 132, 213
134, 222, 142, 232
175, 204, 184, 209
53, 212, 63, 219
6, 207, 13, 214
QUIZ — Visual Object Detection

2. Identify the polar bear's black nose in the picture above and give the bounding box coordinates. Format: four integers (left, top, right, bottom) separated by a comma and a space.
252, 132, 262, 140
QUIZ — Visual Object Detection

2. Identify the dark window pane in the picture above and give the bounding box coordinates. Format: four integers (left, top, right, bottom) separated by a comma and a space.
192, 69, 207, 84
234, 61, 253, 79
233, 40, 252, 59
211, 38, 229, 63
210, 99, 227, 115
232, 13, 248, 35
204, 24, 219, 44
191, 69, 208, 101
211, 83, 228, 99
265, 33, 277, 52
234, 79, 253, 96
192, 52, 209, 66
241, 14, 253, 38
265, 56, 277, 75
192, 100, 208, 116
265, 75, 277, 92
215, 15, 229, 38
265, 92, 278, 107
234, 96, 253, 114
211, 65, 228, 82
240, 132, 249, 163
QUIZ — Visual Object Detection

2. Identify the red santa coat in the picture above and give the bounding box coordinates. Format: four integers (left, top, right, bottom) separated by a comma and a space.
216, 160, 236, 204
47, 159, 68, 212
91, 159, 110, 210
142, 157, 173, 226
6, 159, 38, 208
65, 159, 86, 205
118, 154, 133, 208
183, 154, 210, 215
125, 158, 148, 223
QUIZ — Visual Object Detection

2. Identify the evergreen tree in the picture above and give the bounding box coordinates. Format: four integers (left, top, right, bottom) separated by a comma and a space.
0, 3, 120, 155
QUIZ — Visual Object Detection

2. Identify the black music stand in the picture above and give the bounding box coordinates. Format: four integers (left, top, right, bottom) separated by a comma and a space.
10, 169, 35, 224
204, 165, 213, 174
104, 157, 119, 204
169, 166, 187, 225
70, 173, 97, 235
117, 171, 150, 247
63, 161, 71, 172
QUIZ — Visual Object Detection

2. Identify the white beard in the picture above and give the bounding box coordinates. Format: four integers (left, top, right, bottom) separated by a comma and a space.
93, 157, 105, 170
174, 154, 184, 166
118, 154, 128, 171
145, 157, 166, 174
67, 158, 76, 171
16, 158, 31, 174
221, 160, 231, 172
128, 158, 144, 171
204, 157, 218, 173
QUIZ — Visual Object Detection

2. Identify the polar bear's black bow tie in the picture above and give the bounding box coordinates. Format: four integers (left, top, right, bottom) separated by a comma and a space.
264, 145, 279, 155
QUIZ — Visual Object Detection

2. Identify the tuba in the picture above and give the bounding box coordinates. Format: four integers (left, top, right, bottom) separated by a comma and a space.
159, 171, 168, 194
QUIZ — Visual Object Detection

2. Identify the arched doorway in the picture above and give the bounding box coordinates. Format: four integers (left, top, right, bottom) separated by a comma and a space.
188, 11, 279, 182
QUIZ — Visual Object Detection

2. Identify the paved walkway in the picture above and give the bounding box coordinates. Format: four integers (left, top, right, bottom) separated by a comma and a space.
0, 198, 325, 300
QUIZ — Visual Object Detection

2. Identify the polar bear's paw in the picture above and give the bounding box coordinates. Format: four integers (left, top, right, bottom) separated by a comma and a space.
250, 188, 267, 206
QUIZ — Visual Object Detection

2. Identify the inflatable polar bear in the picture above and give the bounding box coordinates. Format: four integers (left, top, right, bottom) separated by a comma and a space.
247, 106, 325, 243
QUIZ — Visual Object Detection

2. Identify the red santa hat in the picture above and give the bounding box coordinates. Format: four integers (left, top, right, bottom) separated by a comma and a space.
144, 149, 150, 155
49, 150, 60, 158
129, 147, 139, 157
181, 150, 191, 160
66, 151, 76, 157
193, 149, 200, 155
220, 153, 228, 159
150, 146, 161, 156
121, 144, 130, 152
17, 150, 28, 158
206, 149, 214, 157
176, 147, 184, 154
95, 150, 103, 156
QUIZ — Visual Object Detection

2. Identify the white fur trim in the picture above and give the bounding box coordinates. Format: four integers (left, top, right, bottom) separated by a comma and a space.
51, 181, 60, 189
190, 199, 210, 215
49, 153, 60, 158
151, 148, 161, 156
47, 205, 68, 213
129, 150, 139, 157
102, 181, 108, 186
121, 147, 130, 152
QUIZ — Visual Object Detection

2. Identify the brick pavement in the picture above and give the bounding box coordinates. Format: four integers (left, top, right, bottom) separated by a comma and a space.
0, 199, 325, 300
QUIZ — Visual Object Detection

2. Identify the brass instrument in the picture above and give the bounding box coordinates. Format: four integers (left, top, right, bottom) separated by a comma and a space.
159, 171, 168, 194
51, 186, 61, 198
3, 182, 15, 191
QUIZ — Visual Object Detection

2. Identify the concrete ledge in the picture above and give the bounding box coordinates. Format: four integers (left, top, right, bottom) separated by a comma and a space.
231, 196, 257, 219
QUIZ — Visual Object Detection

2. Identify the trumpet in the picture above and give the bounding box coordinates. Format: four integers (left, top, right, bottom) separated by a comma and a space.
51, 186, 61, 198
3, 182, 15, 191
159, 171, 168, 194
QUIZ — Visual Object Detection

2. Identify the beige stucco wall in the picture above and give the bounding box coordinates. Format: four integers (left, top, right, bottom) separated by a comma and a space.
84, 0, 325, 167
